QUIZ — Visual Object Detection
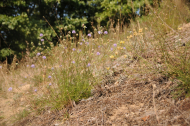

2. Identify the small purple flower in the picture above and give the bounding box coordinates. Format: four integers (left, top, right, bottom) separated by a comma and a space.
82, 39, 85, 41
123, 47, 126, 49
104, 31, 108, 34
34, 89, 37, 92
27, 65, 29, 67
37, 52, 41, 56
98, 31, 102, 34
85, 42, 89, 45
60, 65, 62, 67
42, 56, 46, 59
41, 39, 44, 42
25, 76, 27, 78
40, 33, 43, 37
78, 49, 81, 52
72, 48, 76, 51
98, 45, 101, 48
64, 47, 67, 49
113, 43, 117, 47
8, 87, 12, 91
51, 67, 54, 70
97, 52, 100, 55
0, 66, 2, 69
87, 63, 91, 67
88, 33, 91, 37
72, 30, 76, 34
49, 83, 52, 86
80, 42, 83, 45
72, 61, 75, 64
110, 48, 113, 51
48, 75, 52, 79
31, 64, 35, 68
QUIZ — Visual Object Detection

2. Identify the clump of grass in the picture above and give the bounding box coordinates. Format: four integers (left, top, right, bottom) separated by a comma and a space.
28, 28, 122, 112
0, 116, 4, 120
0, 19, 126, 123
167, 42, 190, 98
13, 109, 30, 123
128, 0, 190, 98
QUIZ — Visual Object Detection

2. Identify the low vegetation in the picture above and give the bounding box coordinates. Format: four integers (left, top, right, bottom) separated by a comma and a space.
0, 0, 190, 125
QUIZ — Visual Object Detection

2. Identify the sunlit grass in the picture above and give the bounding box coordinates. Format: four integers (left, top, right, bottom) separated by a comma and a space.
128, 0, 190, 98
0, 24, 130, 122
0, 0, 190, 124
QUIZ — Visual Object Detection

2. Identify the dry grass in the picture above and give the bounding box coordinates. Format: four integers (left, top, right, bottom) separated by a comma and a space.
0, 0, 190, 125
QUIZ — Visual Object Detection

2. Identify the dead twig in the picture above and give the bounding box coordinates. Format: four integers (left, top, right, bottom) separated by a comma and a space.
152, 84, 160, 124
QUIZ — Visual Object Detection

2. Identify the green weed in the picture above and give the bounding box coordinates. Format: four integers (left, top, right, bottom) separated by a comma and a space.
13, 109, 30, 123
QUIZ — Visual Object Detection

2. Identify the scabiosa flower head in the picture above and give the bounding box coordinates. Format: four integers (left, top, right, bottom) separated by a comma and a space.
88, 33, 91, 37
42, 56, 46, 59
60, 65, 62, 67
72, 48, 76, 51
80, 42, 83, 45
48, 75, 52, 79
64, 47, 67, 49
98, 31, 102, 34
82, 39, 85, 41
27, 65, 29, 67
0, 66, 2, 69
110, 48, 113, 51
40, 33, 43, 37
78, 49, 81, 53
87, 63, 91, 67
113, 43, 117, 47
104, 31, 108, 34
51, 67, 54, 70
97, 52, 100, 55
85, 42, 89, 45
72, 30, 76, 34
34, 89, 37, 92
72, 61, 75, 64
49, 83, 52, 86
31, 64, 35, 68
123, 47, 126, 49
8, 87, 12, 91
37, 52, 41, 56
98, 45, 101, 48
41, 39, 44, 42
